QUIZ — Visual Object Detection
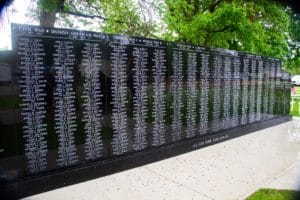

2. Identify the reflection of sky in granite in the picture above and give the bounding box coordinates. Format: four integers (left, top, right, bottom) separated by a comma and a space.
0, 24, 291, 184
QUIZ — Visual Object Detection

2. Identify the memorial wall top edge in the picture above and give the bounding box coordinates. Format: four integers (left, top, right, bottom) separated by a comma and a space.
11, 23, 280, 61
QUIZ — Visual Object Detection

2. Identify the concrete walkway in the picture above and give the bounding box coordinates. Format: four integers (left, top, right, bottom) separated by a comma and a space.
24, 120, 300, 200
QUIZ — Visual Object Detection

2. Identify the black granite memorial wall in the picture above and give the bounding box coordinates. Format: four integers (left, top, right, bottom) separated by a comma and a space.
0, 23, 291, 198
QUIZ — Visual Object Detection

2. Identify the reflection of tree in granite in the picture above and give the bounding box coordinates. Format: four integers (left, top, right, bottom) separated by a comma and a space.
0, 95, 20, 110
268, 62, 276, 118
249, 58, 257, 123
263, 61, 270, 120
2, 24, 293, 194
111, 44, 128, 155
171, 50, 183, 141
283, 96, 290, 115
256, 60, 263, 121
53, 40, 78, 167
132, 47, 148, 151
274, 62, 283, 115
19, 37, 48, 173
186, 52, 197, 138
231, 57, 240, 127
199, 53, 209, 134
0, 123, 24, 157
81, 43, 103, 160
221, 56, 231, 129
241, 58, 249, 125
212, 55, 222, 132
283, 72, 292, 115
152, 49, 166, 146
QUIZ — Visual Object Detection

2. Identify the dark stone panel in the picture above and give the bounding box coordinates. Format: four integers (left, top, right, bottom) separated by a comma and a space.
0, 23, 292, 198
0, 116, 292, 199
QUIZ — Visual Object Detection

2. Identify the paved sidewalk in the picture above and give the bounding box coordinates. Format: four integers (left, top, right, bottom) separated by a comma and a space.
24, 120, 300, 200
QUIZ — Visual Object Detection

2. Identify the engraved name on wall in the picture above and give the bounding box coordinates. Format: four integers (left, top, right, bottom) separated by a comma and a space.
12, 24, 288, 176
19, 38, 47, 173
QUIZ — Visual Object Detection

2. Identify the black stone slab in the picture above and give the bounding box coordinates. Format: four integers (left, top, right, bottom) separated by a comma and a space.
0, 115, 291, 199
0, 23, 292, 198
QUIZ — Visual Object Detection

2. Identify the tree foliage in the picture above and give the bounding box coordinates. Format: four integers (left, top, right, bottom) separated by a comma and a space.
286, 12, 300, 73
33, 0, 300, 72
34, 0, 158, 37
99, 0, 158, 37
164, 0, 291, 63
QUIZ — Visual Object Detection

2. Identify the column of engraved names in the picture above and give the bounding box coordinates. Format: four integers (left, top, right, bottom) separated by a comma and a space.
222, 56, 231, 129
263, 62, 270, 119
19, 37, 47, 173
152, 49, 166, 146
212, 55, 222, 132
111, 43, 128, 155
241, 58, 249, 125
274, 62, 282, 114
268, 62, 276, 118
275, 62, 282, 90
256, 60, 263, 121
231, 57, 240, 127
171, 50, 183, 141
199, 53, 209, 134
53, 40, 78, 167
186, 52, 197, 138
81, 43, 103, 160
133, 47, 148, 150
282, 71, 290, 114
249, 58, 257, 123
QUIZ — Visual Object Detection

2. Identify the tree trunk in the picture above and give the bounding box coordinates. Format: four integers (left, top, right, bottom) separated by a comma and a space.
194, 0, 199, 14
39, 0, 65, 27
40, 11, 56, 27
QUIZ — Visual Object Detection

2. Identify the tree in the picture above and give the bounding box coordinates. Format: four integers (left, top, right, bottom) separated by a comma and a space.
36, 0, 64, 27
100, 0, 158, 37
285, 12, 300, 73
164, 0, 290, 59
32, 0, 299, 72
33, 0, 158, 37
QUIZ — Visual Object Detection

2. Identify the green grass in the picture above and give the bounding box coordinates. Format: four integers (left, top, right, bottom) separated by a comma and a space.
290, 97, 300, 116
291, 86, 300, 116
246, 189, 300, 200
294, 87, 300, 94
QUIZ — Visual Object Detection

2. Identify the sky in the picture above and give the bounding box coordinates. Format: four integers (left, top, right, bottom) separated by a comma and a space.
0, 0, 37, 50
0, 0, 164, 50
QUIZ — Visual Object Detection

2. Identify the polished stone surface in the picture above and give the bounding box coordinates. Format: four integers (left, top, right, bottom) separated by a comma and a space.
0, 24, 291, 197
23, 120, 300, 200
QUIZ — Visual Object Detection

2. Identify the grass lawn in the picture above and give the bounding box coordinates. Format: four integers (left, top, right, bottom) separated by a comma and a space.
291, 86, 300, 116
290, 97, 300, 116
246, 189, 300, 200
